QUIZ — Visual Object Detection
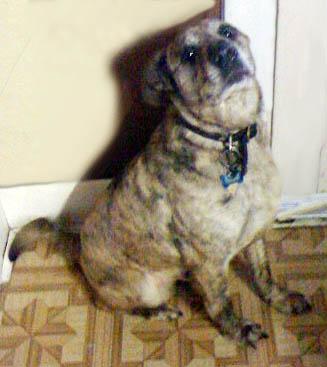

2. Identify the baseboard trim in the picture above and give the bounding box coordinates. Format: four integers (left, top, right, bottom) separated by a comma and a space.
276, 193, 327, 227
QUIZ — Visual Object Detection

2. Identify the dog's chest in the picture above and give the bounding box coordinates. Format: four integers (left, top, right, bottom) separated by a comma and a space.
166, 140, 280, 250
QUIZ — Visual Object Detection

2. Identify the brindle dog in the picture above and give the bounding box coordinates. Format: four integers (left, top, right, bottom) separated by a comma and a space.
9, 19, 311, 348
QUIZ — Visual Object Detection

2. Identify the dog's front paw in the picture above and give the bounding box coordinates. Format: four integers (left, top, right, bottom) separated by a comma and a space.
287, 292, 312, 315
156, 306, 183, 321
132, 304, 183, 321
238, 323, 269, 349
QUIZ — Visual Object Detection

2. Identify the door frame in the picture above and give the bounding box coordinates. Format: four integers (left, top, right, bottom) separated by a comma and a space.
224, 0, 327, 222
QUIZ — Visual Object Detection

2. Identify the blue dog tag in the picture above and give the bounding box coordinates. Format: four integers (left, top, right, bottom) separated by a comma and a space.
220, 171, 243, 188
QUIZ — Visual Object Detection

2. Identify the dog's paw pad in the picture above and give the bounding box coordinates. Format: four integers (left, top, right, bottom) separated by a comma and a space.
239, 323, 269, 349
288, 292, 312, 315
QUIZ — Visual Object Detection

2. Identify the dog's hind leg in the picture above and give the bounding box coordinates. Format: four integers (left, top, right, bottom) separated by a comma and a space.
234, 239, 312, 315
90, 267, 183, 320
192, 263, 268, 348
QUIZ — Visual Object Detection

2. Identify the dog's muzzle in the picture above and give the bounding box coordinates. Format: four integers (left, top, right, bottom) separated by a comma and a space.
208, 40, 249, 84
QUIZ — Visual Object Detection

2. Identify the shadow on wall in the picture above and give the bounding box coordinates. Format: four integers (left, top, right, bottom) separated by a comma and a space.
83, 2, 224, 180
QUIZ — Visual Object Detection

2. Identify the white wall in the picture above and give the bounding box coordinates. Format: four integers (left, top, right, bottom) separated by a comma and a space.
226, 0, 327, 196
0, 0, 214, 186
272, 0, 327, 195
224, 0, 277, 128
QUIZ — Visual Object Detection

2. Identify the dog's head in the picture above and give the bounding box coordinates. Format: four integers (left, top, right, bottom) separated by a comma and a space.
143, 19, 261, 131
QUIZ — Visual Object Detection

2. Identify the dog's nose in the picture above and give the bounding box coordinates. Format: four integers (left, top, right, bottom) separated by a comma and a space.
208, 41, 243, 76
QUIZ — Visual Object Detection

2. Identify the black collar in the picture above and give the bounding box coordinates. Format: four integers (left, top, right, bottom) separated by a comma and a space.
176, 116, 257, 144
176, 116, 258, 188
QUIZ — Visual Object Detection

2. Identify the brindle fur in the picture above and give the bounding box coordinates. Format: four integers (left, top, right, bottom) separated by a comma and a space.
9, 19, 311, 348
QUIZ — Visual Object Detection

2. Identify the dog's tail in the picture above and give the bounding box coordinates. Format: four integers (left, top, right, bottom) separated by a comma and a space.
9, 218, 80, 263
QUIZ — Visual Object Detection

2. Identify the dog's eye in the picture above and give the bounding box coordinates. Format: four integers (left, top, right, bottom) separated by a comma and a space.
219, 24, 238, 40
181, 46, 199, 65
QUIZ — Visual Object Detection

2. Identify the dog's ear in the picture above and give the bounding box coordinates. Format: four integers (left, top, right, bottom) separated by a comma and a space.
142, 50, 173, 106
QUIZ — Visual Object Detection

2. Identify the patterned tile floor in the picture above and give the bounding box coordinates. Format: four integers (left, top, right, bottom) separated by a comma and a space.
0, 227, 326, 367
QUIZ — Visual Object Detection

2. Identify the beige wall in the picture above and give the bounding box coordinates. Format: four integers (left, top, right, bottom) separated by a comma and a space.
0, 0, 214, 186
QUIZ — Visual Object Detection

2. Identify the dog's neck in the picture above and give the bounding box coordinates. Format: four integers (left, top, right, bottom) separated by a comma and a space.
171, 98, 230, 137
168, 101, 257, 149
166, 102, 258, 188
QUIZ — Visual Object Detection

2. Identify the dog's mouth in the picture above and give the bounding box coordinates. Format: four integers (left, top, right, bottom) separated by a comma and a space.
226, 69, 250, 85
216, 70, 253, 101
